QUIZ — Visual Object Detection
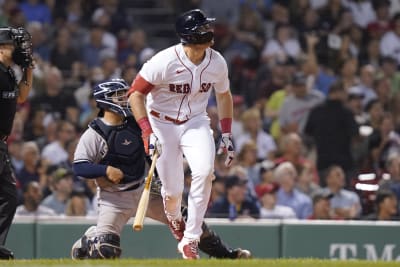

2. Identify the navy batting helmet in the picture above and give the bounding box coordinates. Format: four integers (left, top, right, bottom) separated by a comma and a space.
175, 9, 216, 45
93, 79, 132, 117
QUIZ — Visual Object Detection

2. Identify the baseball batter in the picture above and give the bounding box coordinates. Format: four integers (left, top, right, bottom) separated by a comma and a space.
70, 79, 250, 259
129, 9, 235, 259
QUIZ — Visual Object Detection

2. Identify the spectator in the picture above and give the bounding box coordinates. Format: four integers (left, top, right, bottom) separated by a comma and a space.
15, 181, 55, 216
335, 54, 357, 86
279, 71, 324, 135
365, 99, 384, 131
65, 190, 94, 217
207, 175, 260, 219
118, 28, 154, 68
296, 161, 321, 197
380, 56, 400, 97
346, 86, 368, 127
26, 21, 50, 62
305, 80, 359, 185
358, 39, 382, 68
81, 24, 110, 68
275, 133, 319, 184
41, 120, 76, 165
236, 141, 260, 196
353, 64, 377, 108
379, 153, 400, 212
209, 176, 226, 207
235, 108, 277, 161
231, 95, 245, 141
50, 27, 82, 78
41, 167, 74, 215
254, 62, 289, 107
363, 189, 399, 220
263, 81, 292, 140
366, 0, 392, 40
320, 165, 362, 219
308, 192, 337, 220
380, 14, 400, 66
261, 23, 301, 67
74, 66, 104, 111
23, 108, 46, 142
255, 182, 296, 219
16, 141, 40, 188
258, 160, 276, 186
367, 113, 400, 171
374, 76, 392, 112
29, 66, 79, 123
343, 0, 376, 29
274, 162, 313, 219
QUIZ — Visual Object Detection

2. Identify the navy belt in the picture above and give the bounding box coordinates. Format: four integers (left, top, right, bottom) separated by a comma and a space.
121, 179, 145, 192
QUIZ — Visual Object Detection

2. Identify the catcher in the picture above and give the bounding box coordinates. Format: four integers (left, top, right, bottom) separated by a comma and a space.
70, 78, 251, 259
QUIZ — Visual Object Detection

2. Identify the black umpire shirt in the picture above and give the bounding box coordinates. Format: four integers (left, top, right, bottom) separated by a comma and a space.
0, 62, 18, 136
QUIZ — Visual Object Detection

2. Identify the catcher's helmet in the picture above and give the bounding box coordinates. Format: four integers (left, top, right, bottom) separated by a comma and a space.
175, 9, 215, 45
93, 79, 132, 117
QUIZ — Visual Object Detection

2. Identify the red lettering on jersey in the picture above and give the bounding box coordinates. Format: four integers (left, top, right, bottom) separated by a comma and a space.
168, 83, 191, 94
176, 84, 183, 93
183, 84, 190, 93
200, 82, 212, 93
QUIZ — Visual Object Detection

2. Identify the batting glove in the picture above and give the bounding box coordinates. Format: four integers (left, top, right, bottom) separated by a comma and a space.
149, 133, 162, 157
217, 133, 235, 167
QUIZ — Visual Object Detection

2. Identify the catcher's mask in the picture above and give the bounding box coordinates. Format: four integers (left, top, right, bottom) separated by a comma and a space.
93, 79, 132, 117
175, 9, 215, 45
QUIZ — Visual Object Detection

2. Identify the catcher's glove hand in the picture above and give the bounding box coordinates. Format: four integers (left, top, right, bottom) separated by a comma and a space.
11, 27, 33, 68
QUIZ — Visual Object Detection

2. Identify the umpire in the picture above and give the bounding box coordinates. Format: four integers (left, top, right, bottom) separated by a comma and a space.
0, 27, 33, 259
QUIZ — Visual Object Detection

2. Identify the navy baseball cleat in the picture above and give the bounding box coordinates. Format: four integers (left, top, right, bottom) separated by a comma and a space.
71, 226, 97, 259
233, 248, 252, 259
0, 246, 14, 260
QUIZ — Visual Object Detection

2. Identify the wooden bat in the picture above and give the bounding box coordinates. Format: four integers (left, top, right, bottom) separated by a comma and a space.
133, 151, 158, 231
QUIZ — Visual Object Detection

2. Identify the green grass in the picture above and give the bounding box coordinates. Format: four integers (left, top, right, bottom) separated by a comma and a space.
1, 259, 399, 267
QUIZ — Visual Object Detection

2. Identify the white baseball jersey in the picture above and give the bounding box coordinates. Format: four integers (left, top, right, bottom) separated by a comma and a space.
135, 43, 231, 241
139, 43, 229, 120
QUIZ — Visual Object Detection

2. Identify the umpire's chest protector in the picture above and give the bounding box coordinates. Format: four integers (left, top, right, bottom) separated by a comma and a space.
90, 117, 145, 184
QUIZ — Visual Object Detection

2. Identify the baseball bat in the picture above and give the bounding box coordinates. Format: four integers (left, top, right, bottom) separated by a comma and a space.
133, 151, 158, 231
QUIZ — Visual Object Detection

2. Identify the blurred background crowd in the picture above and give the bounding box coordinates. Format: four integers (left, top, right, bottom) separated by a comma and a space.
6, 0, 400, 221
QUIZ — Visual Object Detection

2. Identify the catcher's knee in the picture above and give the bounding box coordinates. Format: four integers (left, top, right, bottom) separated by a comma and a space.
89, 233, 122, 259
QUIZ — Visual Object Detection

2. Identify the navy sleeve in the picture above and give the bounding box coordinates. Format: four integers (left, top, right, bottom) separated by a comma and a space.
73, 162, 107, 179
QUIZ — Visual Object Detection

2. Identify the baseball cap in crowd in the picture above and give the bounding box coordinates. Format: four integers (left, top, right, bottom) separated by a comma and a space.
255, 183, 280, 198
259, 160, 276, 175
225, 175, 248, 190
52, 167, 73, 183
312, 192, 334, 205
348, 86, 364, 99
291, 72, 307, 85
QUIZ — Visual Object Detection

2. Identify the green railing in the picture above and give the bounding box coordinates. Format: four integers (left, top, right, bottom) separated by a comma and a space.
7, 217, 400, 261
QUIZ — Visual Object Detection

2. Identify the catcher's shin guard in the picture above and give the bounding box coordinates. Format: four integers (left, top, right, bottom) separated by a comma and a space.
180, 203, 251, 259
89, 234, 122, 259
199, 224, 238, 258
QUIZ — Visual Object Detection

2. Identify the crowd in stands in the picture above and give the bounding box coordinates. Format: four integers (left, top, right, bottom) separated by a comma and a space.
7, 0, 400, 221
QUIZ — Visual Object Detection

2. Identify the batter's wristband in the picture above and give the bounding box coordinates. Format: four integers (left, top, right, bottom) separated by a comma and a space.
220, 118, 232, 133
137, 117, 153, 136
